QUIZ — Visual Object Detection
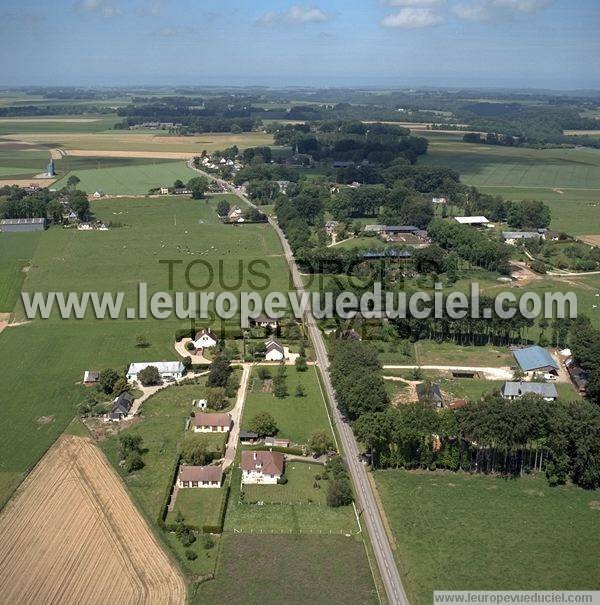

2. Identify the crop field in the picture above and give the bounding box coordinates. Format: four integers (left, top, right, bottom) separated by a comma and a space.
195, 534, 378, 605
10, 130, 276, 154
52, 158, 196, 194
243, 366, 334, 445
375, 470, 600, 605
0, 115, 119, 135
0, 434, 186, 604
421, 137, 600, 234
0, 196, 289, 510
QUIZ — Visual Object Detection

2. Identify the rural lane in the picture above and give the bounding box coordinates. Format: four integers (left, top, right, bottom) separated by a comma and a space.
188, 160, 410, 605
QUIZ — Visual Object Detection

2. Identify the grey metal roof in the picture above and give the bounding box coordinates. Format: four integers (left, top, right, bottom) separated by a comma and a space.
416, 382, 443, 403
1, 218, 45, 225
502, 232, 540, 239
513, 346, 559, 372
502, 381, 558, 398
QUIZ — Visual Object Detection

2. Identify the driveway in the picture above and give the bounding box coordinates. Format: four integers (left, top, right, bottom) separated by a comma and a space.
222, 364, 251, 469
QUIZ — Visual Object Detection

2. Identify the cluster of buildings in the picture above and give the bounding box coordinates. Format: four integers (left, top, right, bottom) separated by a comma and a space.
197, 154, 242, 174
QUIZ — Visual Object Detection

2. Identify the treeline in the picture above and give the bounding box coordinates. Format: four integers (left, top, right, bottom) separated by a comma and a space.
569, 317, 600, 406
467, 191, 551, 228
0, 105, 113, 117
0, 186, 90, 222
427, 218, 512, 273
354, 393, 600, 489
271, 121, 428, 166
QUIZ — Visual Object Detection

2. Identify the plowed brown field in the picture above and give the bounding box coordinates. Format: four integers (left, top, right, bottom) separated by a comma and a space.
0, 435, 186, 604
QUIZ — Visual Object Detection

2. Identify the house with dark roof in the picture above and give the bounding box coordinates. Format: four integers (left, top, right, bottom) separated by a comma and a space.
193, 412, 232, 433
265, 338, 285, 361
502, 381, 558, 401
241, 450, 284, 484
513, 346, 559, 375
239, 431, 259, 444
249, 313, 279, 330
416, 382, 444, 408
192, 328, 218, 349
112, 391, 134, 418
178, 465, 223, 488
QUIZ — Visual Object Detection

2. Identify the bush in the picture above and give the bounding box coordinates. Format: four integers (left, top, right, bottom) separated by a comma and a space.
124, 452, 144, 473
138, 365, 161, 386
326, 478, 353, 507
186, 341, 195, 351
185, 549, 198, 561
175, 328, 194, 341
277, 475, 288, 485
200, 534, 215, 550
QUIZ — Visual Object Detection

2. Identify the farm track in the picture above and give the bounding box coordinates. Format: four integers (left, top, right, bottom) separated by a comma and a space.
0, 435, 186, 605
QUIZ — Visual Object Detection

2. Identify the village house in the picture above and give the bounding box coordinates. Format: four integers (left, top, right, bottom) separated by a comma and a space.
513, 346, 559, 377
126, 361, 185, 382
193, 412, 232, 433
111, 391, 134, 420
265, 338, 286, 362
250, 313, 279, 331
192, 328, 218, 349
159, 186, 169, 195
363, 224, 385, 234
325, 220, 339, 236
239, 431, 259, 444
432, 197, 447, 204
241, 450, 285, 484
177, 465, 223, 488
228, 206, 244, 222
82, 370, 100, 385
502, 381, 558, 401
565, 358, 588, 393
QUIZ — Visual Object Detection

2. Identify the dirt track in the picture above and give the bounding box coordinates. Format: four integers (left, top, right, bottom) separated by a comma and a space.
0, 435, 186, 605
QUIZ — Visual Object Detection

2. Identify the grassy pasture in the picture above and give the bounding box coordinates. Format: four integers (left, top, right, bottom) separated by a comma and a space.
420, 137, 600, 234
0, 232, 40, 312
166, 486, 225, 529
53, 159, 197, 194
242, 366, 334, 445
0, 116, 119, 135
375, 470, 600, 604
414, 340, 513, 367
195, 533, 378, 605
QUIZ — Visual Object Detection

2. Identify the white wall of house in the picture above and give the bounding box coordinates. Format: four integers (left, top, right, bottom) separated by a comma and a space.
242, 470, 280, 485
178, 479, 221, 488
193, 334, 217, 348
265, 349, 284, 362
193, 425, 230, 433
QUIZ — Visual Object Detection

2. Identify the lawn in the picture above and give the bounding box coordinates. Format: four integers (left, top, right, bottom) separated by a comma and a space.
415, 340, 513, 367
242, 365, 334, 445
52, 159, 197, 194
0, 195, 290, 510
243, 460, 328, 504
420, 137, 600, 235
375, 469, 600, 605
166, 486, 225, 528
225, 467, 357, 534
194, 533, 379, 605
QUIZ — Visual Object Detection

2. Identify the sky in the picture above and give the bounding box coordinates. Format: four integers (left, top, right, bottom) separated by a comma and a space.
1, 0, 599, 90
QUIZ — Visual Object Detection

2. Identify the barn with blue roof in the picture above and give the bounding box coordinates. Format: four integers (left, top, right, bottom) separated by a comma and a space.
513, 346, 559, 375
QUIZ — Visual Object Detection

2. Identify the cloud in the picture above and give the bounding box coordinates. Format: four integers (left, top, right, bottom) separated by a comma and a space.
453, 0, 552, 21
139, 0, 163, 16
257, 5, 329, 27
382, 0, 445, 6
381, 7, 443, 28
76, 0, 122, 18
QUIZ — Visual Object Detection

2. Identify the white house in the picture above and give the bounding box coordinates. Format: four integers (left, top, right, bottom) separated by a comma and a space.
192, 328, 218, 349
193, 398, 208, 410
228, 206, 244, 222
178, 465, 223, 488
241, 450, 284, 484
432, 197, 447, 204
193, 412, 232, 433
502, 231, 542, 245
159, 186, 169, 195
265, 338, 285, 362
126, 361, 185, 382
93, 190, 105, 198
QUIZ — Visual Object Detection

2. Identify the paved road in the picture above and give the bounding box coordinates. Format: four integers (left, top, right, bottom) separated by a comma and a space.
189, 160, 410, 605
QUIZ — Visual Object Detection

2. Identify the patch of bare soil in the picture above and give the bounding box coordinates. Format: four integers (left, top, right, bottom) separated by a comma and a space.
36, 416, 54, 425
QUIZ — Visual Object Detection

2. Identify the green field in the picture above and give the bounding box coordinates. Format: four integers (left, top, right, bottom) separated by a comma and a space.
166, 485, 225, 528
195, 534, 378, 605
0, 195, 290, 509
53, 158, 197, 194
421, 136, 600, 235
415, 340, 513, 367
375, 470, 600, 604
242, 366, 334, 445
0, 116, 119, 135
0, 232, 40, 312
